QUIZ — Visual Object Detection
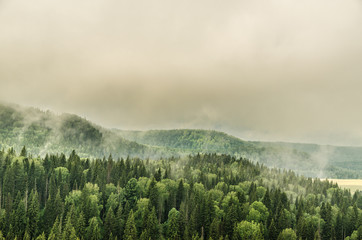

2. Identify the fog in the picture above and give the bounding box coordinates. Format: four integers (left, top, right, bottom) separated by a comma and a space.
1, 0, 362, 146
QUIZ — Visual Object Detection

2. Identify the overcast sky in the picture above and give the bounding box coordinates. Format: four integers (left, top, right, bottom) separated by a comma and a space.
1, 0, 362, 146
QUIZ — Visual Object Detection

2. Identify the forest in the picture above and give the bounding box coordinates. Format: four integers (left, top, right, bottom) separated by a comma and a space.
2, 103, 362, 179
0, 147, 362, 239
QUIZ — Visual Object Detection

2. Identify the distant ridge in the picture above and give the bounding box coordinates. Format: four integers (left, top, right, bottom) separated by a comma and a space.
1, 102, 362, 178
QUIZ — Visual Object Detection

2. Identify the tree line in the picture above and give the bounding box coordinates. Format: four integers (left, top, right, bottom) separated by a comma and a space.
0, 147, 361, 239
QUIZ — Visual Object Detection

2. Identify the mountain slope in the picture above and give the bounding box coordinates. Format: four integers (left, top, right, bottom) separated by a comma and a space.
117, 129, 362, 178
116, 129, 323, 176
1, 103, 362, 178
0, 103, 163, 158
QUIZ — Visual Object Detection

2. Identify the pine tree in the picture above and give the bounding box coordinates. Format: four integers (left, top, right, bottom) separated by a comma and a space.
14, 200, 27, 238
268, 219, 278, 240
139, 230, 149, 240
27, 190, 40, 238
125, 178, 138, 209
168, 208, 180, 240
62, 217, 77, 240
116, 203, 124, 239
148, 178, 159, 211
209, 218, 220, 240
336, 213, 343, 240
154, 168, 161, 182
147, 207, 160, 240
176, 179, 184, 210
23, 230, 31, 240
35, 232, 46, 240
48, 217, 62, 240
75, 212, 85, 238
224, 203, 238, 237
86, 217, 101, 240
321, 202, 332, 240
124, 210, 137, 240
20, 146, 27, 158
104, 207, 116, 239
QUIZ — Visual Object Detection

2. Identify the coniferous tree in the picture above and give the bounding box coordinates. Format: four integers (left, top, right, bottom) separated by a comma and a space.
62, 217, 77, 240
168, 208, 181, 240
35, 232, 46, 240
86, 217, 101, 240
124, 210, 137, 240
104, 207, 116, 239
124, 178, 138, 209
27, 190, 40, 239
148, 178, 159, 211
20, 146, 27, 158
75, 212, 85, 239
48, 217, 62, 240
14, 199, 27, 238
147, 207, 160, 240
176, 179, 184, 210
115, 203, 124, 239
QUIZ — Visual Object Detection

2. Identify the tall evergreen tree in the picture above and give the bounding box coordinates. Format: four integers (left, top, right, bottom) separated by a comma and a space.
27, 190, 40, 239
48, 217, 62, 240
176, 179, 184, 210
124, 210, 137, 240
147, 207, 160, 240
14, 199, 27, 238
62, 217, 77, 240
104, 207, 116, 239
86, 217, 101, 240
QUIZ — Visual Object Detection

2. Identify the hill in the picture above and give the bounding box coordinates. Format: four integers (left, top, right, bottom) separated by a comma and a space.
116, 129, 319, 175
0, 103, 165, 158
1, 103, 362, 178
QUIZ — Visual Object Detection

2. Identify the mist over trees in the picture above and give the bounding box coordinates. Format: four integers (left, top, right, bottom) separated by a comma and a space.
0, 147, 362, 239
1, 103, 362, 179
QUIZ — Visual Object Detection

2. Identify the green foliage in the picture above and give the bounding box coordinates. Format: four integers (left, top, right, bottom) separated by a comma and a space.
0, 147, 361, 239
124, 210, 137, 240
62, 217, 77, 240
167, 208, 180, 239
233, 221, 263, 240
3, 103, 362, 179
277, 228, 297, 240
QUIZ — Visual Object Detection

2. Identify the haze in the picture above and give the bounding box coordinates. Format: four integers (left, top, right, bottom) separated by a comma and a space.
1, 0, 362, 146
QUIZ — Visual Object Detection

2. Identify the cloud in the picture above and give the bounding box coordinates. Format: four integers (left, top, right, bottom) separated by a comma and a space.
1, 0, 362, 146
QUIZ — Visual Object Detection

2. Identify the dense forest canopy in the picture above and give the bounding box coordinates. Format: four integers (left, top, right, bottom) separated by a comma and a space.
1, 103, 362, 178
0, 147, 362, 239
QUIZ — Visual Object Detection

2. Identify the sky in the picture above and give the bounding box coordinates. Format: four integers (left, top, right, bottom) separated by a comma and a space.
1, 0, 362, 146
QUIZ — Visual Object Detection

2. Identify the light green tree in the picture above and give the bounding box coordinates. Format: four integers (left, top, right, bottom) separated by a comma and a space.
277, 228, 297, 240
233, 221, 263, 240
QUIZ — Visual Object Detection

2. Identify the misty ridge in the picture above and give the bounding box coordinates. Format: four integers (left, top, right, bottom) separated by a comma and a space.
0, 102, 361, 179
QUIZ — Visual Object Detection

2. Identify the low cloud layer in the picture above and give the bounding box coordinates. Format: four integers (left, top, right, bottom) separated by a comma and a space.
1, 0, 362, 146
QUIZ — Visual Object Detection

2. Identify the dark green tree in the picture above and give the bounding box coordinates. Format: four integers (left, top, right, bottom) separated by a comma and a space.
104, 207, 116, 239
27, 190, 40, 238
86, 217, 101, 240
124, 210, 137, 240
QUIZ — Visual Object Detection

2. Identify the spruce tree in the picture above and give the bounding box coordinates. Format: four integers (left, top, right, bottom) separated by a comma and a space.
167, 208, 180, 240
62, 217, 77, 240
86, 217, 101, 240
48, 217, 62, 240
27, 190, 40, 238
14, 199, 27, 238
104, 207, 116, 239
147, 207, 160, 240
124, 210, 137, 240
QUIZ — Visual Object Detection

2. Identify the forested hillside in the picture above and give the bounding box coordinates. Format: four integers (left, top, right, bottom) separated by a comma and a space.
2, 103, 362, 178
0, 104, 165, 158
117, 130, 362, 178
0, 148, 361, 239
